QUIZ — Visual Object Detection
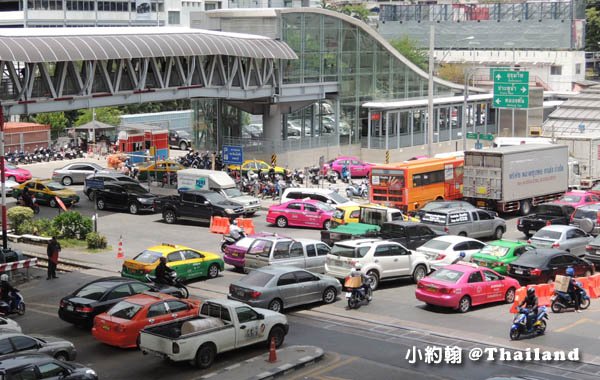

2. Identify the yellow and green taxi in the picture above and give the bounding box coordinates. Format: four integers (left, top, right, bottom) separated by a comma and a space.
330, 205, 361, 229
12, 179, 79, 208
228, 159, 287, 175
137, 160, 184, 181
121, 243, 224, 282
470, 240, 536, 275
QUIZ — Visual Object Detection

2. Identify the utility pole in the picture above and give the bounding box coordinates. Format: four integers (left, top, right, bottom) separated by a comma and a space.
0, 105, 7, 250
427, 24, 435, 157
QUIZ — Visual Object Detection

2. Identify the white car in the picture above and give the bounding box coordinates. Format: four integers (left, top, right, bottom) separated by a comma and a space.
417, 235, 486, 271
0, 316, 21, 333
325, 239, 429, 290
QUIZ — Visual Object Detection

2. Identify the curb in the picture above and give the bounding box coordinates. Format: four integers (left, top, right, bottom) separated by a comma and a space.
22, 251, 95, 270
199, 346, 324, 380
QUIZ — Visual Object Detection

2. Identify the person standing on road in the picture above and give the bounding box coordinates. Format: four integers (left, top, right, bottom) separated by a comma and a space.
46, 237, 61, 280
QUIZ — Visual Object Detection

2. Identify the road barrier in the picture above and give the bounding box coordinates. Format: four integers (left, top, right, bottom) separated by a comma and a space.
0, 258, 37, 273
236, 218, 255, 235
209, 217, 230, 234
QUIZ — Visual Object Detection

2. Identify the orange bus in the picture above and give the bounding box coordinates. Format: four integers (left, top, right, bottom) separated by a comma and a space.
369, 157, 464, 213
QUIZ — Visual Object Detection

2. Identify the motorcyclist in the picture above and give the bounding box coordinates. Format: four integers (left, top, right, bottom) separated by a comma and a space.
0, 274, 17, 312
519, 287, 539, 331
154, 256, 174, 285
229, 219, 244, 241
349, 264, 372, 301
20, 187, 33, 208
341, 164, 350, 182
566, 266, 583, 313
451, 252, 466, 265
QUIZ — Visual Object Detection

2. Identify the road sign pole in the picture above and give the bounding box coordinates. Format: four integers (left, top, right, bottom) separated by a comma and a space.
0, 105, 6, 250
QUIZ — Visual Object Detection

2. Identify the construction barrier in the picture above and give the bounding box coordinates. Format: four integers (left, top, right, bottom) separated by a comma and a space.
0, 258, 37, 273
209, 216, 230, 234
575, 276, 592, 295
535, 283, 554, 307
587, 274, 600, 298
510, 286, 528, 314
236, 218, 255, 235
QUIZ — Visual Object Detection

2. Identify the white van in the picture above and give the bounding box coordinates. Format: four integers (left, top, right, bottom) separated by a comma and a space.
177, 169, 261, 215
280, 187, 357, 207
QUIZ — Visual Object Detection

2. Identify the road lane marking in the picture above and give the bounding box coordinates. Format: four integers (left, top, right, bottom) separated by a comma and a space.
555, 318, 593, 332
288, 356, 356, 380
285, 353, 342, 380
27, 307, 58, 317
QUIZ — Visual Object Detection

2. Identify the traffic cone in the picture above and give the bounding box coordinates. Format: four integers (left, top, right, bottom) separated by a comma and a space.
116, 236, 124, 259
267, 337, 277, 363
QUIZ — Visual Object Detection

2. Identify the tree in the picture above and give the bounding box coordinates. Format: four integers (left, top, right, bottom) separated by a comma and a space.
389, 37, 428, 71
32, 112, 69, 139
75, 107, 122, 127
437, 64, 467, 84
320, 2, 372, 22
586, 7, 600, 51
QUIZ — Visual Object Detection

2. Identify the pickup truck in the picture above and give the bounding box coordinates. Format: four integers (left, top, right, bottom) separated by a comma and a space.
139, 299, 288, 369
154, 189, 244, 224
517, 203, 575, 238
379, 221, 445, 250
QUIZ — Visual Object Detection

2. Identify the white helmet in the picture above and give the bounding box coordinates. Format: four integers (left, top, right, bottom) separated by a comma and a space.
232, 220, 238, 225
0, 274, 8, 282
354, 263, 362, 271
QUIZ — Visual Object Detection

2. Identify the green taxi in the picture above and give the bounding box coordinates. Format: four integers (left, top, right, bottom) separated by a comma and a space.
121, 243, 224, 282
470, 240, 536, 275
12, 179, 80, 208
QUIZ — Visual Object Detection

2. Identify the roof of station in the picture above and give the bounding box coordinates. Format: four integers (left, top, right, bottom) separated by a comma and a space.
363, 93, 493, 110
0, 27, 297, 63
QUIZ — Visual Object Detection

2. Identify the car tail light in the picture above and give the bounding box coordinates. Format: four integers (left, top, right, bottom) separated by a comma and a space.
60, 300, 66, 308
435, 254, 446, 261
586, 245, 594, 252
596, 213, 600, 224
75, 306, 93, 313
249, 291, 261, 299
229, 284, 234, 294
530, 269, 542, 276
551, 242, 560, 248
546, 220, 552, 226
417, 282, 425, 289
172, 342, 180, 354
52, 172, 58, 177
439, 288, 453, 294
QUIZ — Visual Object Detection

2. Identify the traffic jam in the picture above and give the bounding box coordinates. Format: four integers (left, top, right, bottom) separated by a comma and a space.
4, 140, 600, 378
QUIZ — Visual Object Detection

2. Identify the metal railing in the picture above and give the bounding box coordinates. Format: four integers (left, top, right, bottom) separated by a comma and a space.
222, 135, 339, 154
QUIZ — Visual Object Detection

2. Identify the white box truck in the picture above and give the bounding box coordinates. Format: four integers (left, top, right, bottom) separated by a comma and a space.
553, 134, 600, 189
177, 169, 261, 215
462, 144, 569, 215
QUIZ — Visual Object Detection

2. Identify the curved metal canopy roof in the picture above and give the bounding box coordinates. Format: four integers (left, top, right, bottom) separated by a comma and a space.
0, 27, 297, 63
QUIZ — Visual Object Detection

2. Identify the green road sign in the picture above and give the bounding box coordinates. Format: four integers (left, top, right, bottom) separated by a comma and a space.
466, 132, 494, 141
466, 132, 478, 139
493, 70, 529, 109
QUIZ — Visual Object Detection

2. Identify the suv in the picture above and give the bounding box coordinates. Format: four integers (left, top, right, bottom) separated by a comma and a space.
571, 204, 600, 236
94, 181, 158, 214
419, 208, 506, 240
84, 171, 142, 200
324, 239, 429, 289
169, 130, 192, 150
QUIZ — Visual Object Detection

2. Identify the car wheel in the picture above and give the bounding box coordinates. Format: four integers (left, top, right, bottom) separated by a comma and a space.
458, 231, 467, 237
61, 176, 73, 186
87, 191, 96, 201
366, 270, 379, 290
276, 216, 288, 228
163, 210, 176, 224
504, 287, 516, 303
494, 226, 504, 240
96, 198, 106, 210
207, 263, 219, 279
49, 198, 57, 208
268, 298, 283, 313
129, 202, 139, 215
54, 352, 69, 361
195, 343, 216, 369
179, 141, 188, 150
458, 296, 471, 313
7, 176, 15, 182
323, 220, 331, 230
412, 265, 427, 283
322, 287, 337, 304
267, 325, 285, 348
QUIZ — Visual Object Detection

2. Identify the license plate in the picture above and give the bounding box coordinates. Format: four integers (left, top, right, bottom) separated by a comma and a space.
514, 270, 523, 274
232, 252, 239, 257
66, 305, 73, 311
102, 325, 110, 331
345, 292, 352, 298
479, 262, 487, 267
427, 286, 437, 292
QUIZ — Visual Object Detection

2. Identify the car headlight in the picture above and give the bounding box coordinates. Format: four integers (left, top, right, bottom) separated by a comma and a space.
225, 208, 234, 214
85, 369, 97, 376
138, 198, 153, 204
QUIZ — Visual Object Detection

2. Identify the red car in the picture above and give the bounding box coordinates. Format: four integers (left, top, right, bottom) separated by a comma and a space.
92, 293, 200, 348
5, 163, 31, 183
415, 263, 520, 313
266, 199, 335, 229
322, 156, 374, 178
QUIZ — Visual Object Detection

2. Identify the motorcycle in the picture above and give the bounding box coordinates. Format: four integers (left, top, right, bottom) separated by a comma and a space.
326, 169, 338, 184
17, 196, 40, 214
341, 167, 351, 184
221, 231, 246, 253
345, 277, 373, 309
0, 289, 25, 316
509, 306, 548, 340
346, 180, 369, 199
292, 169, 305, 184
145, 272, 189, 299
551, 287, 591, 313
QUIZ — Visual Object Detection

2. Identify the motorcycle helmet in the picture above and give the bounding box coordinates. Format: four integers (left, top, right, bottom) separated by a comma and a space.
354, 263, 363, 271
527, 287, 535, 297
0, 274, 8, 282
232, 220, 238, 225
459, 251, 466, 259
566, 267, 575, 277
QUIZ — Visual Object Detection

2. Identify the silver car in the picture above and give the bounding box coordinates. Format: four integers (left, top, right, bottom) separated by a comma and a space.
419, 207, 506, 240
228, 266, 342, 313
0, 317, 21, 333
530, 225, 593, 258
244, 237, 331, 273
0, 333, 76, 361
52, 162, 105, 186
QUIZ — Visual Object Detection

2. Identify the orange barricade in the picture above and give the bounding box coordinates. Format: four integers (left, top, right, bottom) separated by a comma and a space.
510, 286, 527, 314
236, 218, 255, 235
575, 276, 592, 295
587, 274, 600, 298
209, 216, 230, 234
535, 283, 554, 306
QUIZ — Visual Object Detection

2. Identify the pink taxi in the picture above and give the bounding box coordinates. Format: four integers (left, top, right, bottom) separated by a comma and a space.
266, 199, 335, 230
415, 263, 520, 313
554, 190, 600, 208
322, 156, 375, 178
5, 163, 31, 183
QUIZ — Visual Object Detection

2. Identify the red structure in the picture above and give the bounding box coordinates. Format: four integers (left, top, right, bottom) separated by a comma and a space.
4, 122, 51, 153
117, 127, 169, 163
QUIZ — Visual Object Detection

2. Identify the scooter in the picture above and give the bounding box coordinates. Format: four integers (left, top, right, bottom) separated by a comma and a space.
509, 306, 548, 340
221, 231, 246, 253
326, 169, 338, 184
346, 277, 373, 309
341, 167, 351, 184
0, 290, 25, 316
346, 180, 369, 199
551, 287, 591, 313
145, 272, 189, 299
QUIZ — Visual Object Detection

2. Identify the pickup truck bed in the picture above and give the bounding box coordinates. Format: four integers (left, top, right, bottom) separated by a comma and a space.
143, 316, 231, 340
517, 203, 575, 237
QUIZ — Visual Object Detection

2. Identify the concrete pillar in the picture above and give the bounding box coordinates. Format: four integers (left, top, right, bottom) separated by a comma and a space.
263, 105, 282, 140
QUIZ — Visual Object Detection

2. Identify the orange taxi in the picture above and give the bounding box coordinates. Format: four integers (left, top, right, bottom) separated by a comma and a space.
92, 293, 200, 348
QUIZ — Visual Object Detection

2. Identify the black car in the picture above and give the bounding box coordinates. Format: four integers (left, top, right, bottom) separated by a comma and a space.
58, 277, 183, 327
94, 181, 158, 214
83, 171, 141, 201
0, 353, 97, 380
154, 189, 244, 224
379, 221, 444, 250
507, 248, 595, 285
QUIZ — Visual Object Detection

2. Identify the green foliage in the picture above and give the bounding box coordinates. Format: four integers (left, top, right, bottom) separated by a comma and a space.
75, 107, 122, 127
7, 207, 34, 235
119, 100, 190, 115
32, 112, 70, 139
52, 211, 93, 240
586, 7, 600, 51
322, 2, 372, 22
438, 64, 467, 84
389, 37, 428, 71
86, 232, 107, 249
33, 219, 58, 237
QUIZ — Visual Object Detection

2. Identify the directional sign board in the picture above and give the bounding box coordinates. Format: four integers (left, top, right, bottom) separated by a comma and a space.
466, 132, 494, 141
222, 145, 243, 165
493, 70, 529, 109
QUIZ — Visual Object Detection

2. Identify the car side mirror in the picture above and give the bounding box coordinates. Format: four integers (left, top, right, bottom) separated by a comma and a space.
257, 313, 264, 320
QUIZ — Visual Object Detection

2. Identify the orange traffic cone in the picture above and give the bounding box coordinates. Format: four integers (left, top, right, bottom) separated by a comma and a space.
116, 236, 124, 259
267, 337, 277, 363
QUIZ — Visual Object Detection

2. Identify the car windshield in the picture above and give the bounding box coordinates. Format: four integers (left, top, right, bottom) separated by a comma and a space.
430, 269, 463, 283
133, 250, 162, 264
122, 183, 149, 194
421, 202, 445, 211
558, 195, 581, 203
223, 188, 243, 198
328, 192, 350, 204
108, 301, 142, 320
480, 245, 510, 257
314, 201, 335, 212
178, 131, 190, 137
333, 209, 345, 219
532, 230, 562, 240
419, 240, 451, 251
46, 182, 65, 191
331, 245, 369, 258
513, 253, 547, 267
5, 164, 16, 170
204, 192, 228, 203
239, 271, 274, 287
74, 284, 109, 300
